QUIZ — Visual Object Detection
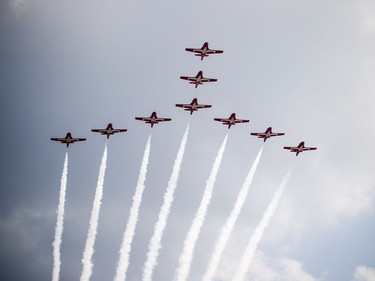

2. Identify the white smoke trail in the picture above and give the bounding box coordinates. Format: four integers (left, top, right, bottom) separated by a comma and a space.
114, 135, 152, 281
142, 124, 190, 281
203, 147, 263, 281
176, 134, 228, 281
233, 168, 292, 281
52, 152, 69, 281
80, 143, 108, 281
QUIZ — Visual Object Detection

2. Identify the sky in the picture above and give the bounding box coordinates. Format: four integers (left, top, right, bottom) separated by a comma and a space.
1, 0, 375, 280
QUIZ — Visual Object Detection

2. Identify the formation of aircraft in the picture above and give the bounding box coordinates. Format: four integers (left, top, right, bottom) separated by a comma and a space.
283, 142, 317, 156
180, 71, 217, 88
251, 127, 285, 142
135, 112, 172, 128
51, 133, 86, 147
91, 123, 128, 139
214, 113, 250, 129
185, 42, 224, 61
175, 98, 212, 115
51, 42, 317, 156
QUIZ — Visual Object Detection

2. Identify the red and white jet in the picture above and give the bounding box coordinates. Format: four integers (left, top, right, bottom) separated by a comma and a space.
91, 123, 128, 139
214, 113, 250, 129
185, 42, 224, 61
180, 71, 217, 88
51, 132, 86, 147
284, 141, 317, 156
135, 112, 172, 128
251, 127, 285, 142
175, 98, 212, 115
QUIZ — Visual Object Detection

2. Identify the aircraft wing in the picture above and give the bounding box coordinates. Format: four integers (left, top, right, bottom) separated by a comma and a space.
135, 117, 151, 121
303, 147, 317, 151
91, 129, 106, 133
155, 118, 172, 122
112, 129, 128, 133
180, 76, 197, 81
251, 133, 267, 137
72, 138, 86, 142
51, 138, 65, 142
207, 49, 223, 54
195, 104, 212, 109
201, 78, 217, 82
185, 48, 202, 53
270, 133, 285, 137
234, 119, 250, 124
214, 118, 230, 123
175, 104, 192, 109
283, 146, 298, 151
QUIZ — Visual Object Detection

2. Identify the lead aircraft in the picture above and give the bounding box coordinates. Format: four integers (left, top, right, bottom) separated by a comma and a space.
251, 127, 285, 142
51, 132, 86, 147
180, 71, 217, 88
185, 42, 224, 61
284, 141, 317, 156
214, 113, 250, 129
135, 112, 172, 128
175, 98, 212, 115
91, 123, 128, 139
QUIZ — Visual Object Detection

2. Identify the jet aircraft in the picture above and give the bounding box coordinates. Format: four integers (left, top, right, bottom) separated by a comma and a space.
251, 127, 285, 142
175, 98, 212, 115
91, 123, 128, 139
180, 71, 217, 88
51, 132, 86, 147
185, 42, 224, 61
283, 141, 317, 156
135, 112, 172, 128
214, 113, 250, 129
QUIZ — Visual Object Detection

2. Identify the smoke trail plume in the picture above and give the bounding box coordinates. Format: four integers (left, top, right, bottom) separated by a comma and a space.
233, 168, 292, 281
52, 152, 69, 281
80, 143, 108, 281
114, 135, 152, 281
142, 124, 190, 281
203, 147, 263, 281
176, 134, 228, 281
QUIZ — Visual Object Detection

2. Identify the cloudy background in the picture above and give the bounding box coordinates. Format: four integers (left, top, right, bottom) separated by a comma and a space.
1, 0, 375, 280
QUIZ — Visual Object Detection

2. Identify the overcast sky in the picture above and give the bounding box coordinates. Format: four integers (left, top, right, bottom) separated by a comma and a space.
1, 0, 375, 280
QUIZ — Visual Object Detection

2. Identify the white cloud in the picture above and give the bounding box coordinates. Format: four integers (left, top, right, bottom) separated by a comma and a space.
310, 160, 375, 225
215, 251, 321, 281
359, 0, 375, 33
280, 258, 320, 281
353, 266, 375, 281
245, 252, 278, 281
268, 158, 375, 241
246, 252, 321, 281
